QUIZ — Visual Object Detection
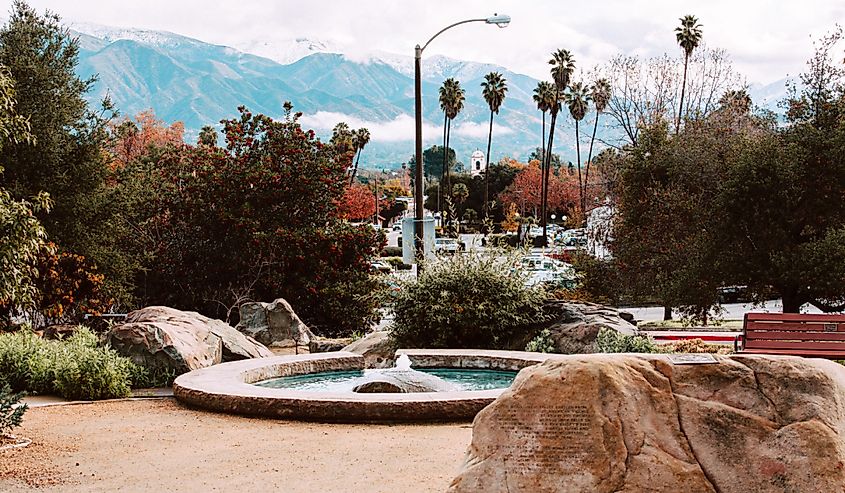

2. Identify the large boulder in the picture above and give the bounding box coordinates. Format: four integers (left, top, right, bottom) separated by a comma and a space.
541, 301, 638, 354
448, 354, 845, 493
205, 317, 273, 361
235, 298, 314, 348
342, 331, 397, 368
352, 368, 457, 393
107, 306, 271, 374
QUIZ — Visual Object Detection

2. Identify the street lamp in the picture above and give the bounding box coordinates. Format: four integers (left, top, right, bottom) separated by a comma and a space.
413, 14, 511, 265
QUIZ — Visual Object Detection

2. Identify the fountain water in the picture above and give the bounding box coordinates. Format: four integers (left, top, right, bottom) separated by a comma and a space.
352, 353, 456, 393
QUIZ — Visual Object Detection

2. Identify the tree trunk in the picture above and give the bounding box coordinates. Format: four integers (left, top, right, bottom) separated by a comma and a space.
584, 110, 601, 213
575, 119, 583, 222
782, 288, 802, 313
539, 110, 547, 245
542, 109, 559, 246
663, 305, 672, 321
676, 54, 689, 135
350, 149, 362, 185
541, 111, 546, 162
484, 110, 494, 220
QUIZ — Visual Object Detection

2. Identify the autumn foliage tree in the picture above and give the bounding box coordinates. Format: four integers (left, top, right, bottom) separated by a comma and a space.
135, 105, 385, 336
500, 161, 577, 218
108, 110, 184, 169
336, 183, 376, 221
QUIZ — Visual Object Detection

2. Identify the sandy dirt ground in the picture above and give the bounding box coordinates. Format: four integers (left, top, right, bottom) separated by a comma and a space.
0, 399, 473, 493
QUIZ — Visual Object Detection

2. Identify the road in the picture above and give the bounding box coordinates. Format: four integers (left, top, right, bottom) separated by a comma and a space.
622, 299, 824, 322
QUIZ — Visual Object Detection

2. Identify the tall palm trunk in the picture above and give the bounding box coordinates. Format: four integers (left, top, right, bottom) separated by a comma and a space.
350, 149, 362, 185
584, 111, 600, 213
541, 111, 546, 161
540, 111, 547, 241
542, 109, 558, 245
676, 53, 690, 134
575, 120, 583, 221
484, 110, 494, 220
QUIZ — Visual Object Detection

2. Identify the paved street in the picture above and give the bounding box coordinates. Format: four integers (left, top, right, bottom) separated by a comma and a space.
622, 299, 824, 322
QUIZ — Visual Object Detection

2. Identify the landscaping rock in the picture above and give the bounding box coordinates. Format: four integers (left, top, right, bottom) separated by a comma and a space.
107, 307, 222, 373
205, 318, 273, 361
342, 331, 397, 368
541, 301, 638, 354
309, 337, 353, 354
448, 353, 845, 493
235, 298, 314, 348
107, 306, 272, 374
41, 324, 83, 340
352, 368, 457, 393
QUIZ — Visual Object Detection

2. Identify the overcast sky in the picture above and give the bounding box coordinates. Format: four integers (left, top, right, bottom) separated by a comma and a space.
3, 0, 844, 85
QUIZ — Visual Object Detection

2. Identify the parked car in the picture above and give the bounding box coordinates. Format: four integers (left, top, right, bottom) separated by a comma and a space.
520, 255, 576, 287
434, 237, 460, 253
370, 260, 392, 273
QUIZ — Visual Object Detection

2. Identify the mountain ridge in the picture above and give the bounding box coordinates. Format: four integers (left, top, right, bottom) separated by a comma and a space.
68, 22, 789, 169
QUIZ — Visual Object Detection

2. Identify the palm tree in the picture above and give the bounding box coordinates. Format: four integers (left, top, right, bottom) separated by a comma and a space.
439, 79, 451, 213
439, 78, 465, 214
584, 78, 611, 210
565, 82, 591, 217
675, 14, 703, 133
533, 81, 555, 160
481, 71, 508, 219
719, 89, 752, 113
349, 127, 370, 185
542, 49, 575, 244
533, 81, 555, 227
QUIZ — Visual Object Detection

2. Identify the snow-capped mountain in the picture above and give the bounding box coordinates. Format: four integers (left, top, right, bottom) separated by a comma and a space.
66, 22, 788, 168
234, 37, 345, 65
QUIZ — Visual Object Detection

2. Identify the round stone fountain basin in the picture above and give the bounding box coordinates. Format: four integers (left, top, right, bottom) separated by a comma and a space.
173, 349, 555, 422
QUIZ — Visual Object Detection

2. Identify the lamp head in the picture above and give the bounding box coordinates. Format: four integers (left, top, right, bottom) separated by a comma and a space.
486, 13, 511, 28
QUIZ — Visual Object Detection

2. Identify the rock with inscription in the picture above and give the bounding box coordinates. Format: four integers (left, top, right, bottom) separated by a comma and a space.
448, 354, 845, 493
539, 301, 638, 354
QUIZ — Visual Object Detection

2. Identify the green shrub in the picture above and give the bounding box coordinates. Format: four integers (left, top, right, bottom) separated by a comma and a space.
0, 384, 26, 436
0, 327, 135, 400
595, 327, 661, 353
128, 365, 178, 388
0, 330, 56, 393
525, 329, 557, 353
381, 246, 402, 257
391, 250, 548, 349
51, 330, 134, 400
382, 256, 405, 267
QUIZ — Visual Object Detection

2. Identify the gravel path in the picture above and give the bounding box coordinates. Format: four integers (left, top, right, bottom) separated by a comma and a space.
1, 399, 472, 492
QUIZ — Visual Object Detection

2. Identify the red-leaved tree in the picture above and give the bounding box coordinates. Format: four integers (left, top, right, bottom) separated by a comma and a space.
500, 161, 577, 218
336, 184, 376, 221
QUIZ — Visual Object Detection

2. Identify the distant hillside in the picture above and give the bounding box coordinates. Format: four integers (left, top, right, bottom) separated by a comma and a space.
70, 24, 789, 169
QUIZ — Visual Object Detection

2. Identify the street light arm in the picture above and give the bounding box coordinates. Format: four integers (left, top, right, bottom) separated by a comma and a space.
419, 18, 487, 53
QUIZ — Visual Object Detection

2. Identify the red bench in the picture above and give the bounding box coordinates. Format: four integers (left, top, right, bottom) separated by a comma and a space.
737, 312, 845, 358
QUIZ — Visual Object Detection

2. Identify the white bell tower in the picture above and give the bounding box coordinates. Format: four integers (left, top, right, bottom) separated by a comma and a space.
470, 149, 485, 177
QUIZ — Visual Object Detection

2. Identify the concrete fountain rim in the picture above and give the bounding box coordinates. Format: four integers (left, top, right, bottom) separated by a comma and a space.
172, 349, 556, 422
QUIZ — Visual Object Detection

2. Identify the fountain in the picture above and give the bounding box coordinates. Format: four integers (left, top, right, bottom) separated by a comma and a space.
173, 349, 556, 422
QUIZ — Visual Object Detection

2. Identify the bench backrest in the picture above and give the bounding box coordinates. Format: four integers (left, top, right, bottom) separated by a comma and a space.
742, 313, 845, 354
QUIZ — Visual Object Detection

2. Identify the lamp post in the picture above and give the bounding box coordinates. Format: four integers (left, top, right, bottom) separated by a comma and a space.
413, 14, 510, 266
